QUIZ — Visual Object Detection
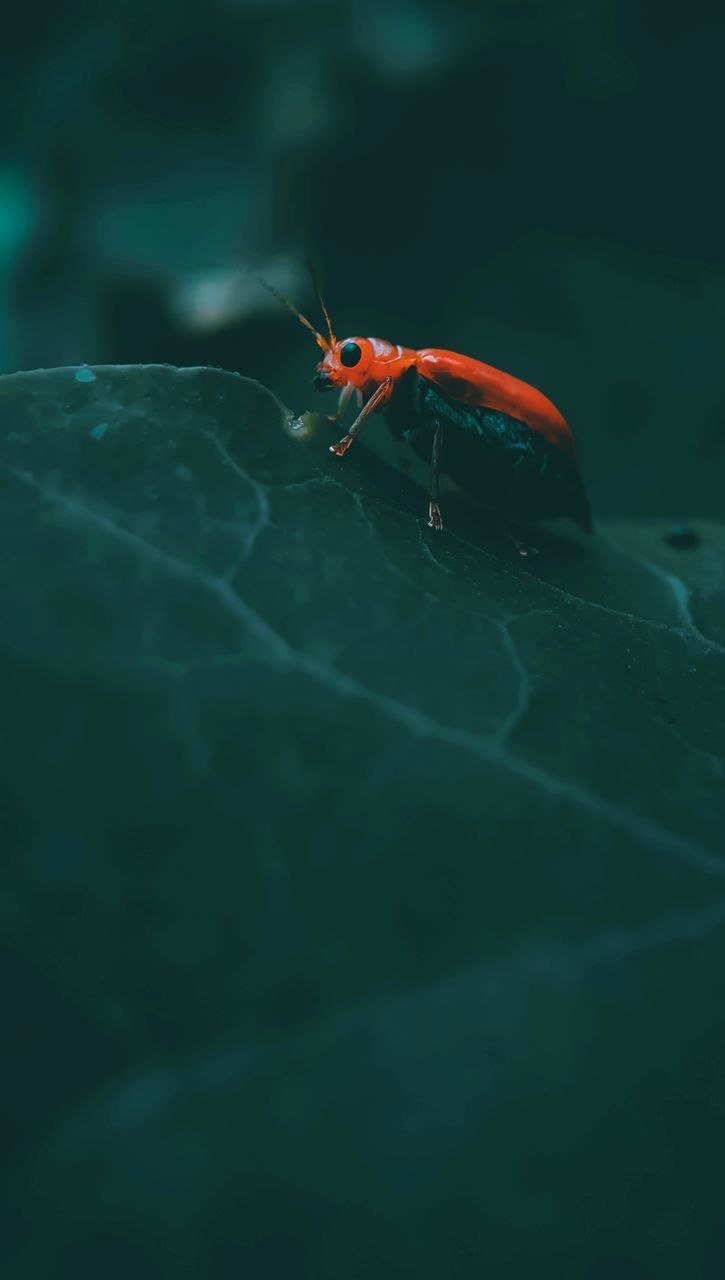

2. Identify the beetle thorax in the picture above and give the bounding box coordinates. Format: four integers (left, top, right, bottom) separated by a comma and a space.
356, 337, 415, 388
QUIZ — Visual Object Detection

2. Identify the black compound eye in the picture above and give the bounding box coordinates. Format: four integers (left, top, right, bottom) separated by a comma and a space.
340, 341, 362, 368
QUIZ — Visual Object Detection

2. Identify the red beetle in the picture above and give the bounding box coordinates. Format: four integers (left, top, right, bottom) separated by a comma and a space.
265, 275, 591, 546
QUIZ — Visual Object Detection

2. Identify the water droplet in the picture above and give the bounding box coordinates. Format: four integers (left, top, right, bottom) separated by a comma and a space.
284, 411, 318, 440
89, 422, 109, 440
75, 366, 96, 384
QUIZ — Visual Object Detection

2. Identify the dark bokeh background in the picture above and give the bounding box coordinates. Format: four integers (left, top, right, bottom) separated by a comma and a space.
1, 0, 722, 518
2, 5, 725, 1276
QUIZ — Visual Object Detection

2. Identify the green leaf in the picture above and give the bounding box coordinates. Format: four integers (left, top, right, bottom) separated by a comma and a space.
2, 364, 724, 1277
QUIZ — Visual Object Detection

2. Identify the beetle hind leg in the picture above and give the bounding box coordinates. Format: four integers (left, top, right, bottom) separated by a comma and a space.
509, 532, 540, 558
427, 423, 444, 532
496, 521, 540, 558
428, 501, 443, 531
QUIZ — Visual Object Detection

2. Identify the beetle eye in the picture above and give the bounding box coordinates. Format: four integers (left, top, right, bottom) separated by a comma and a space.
340, 341, 362, 368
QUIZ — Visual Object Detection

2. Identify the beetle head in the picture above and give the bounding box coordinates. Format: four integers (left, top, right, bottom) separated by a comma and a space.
314, 337, 374, 391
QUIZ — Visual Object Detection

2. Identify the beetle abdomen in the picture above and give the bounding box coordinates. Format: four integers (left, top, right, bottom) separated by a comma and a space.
415, 348, 576, 458
385, 370, 592, 532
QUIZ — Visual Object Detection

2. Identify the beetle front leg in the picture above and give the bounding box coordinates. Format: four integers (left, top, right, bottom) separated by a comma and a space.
326, 382, 354, 424
329, 377, 393, 457
427, 423, 444, 531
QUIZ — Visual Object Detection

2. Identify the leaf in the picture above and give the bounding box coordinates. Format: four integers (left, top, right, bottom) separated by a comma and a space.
2, 364, 724, 1277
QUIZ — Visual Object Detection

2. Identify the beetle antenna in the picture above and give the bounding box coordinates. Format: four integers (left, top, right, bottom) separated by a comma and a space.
306, 258, 335, 347
255, 275, 329, 351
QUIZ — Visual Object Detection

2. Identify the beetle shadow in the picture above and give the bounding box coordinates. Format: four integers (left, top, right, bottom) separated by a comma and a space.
317, 419, 598, 579
433, 490, 593, 566
426, 492, 671, 625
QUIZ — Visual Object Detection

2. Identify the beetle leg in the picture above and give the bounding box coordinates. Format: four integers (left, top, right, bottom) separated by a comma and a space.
509, 533, 539, 558
329, 376, 393, 457
427, 423, 444, 531
326, 381, 354, 423
498, 522, 540, 558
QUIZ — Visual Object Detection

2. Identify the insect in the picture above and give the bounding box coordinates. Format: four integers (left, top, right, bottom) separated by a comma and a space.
263, 272, 592, 546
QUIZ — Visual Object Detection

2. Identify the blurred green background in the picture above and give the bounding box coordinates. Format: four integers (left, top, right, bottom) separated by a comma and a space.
1, 0, 722, 517
2, 4, 725, 1277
